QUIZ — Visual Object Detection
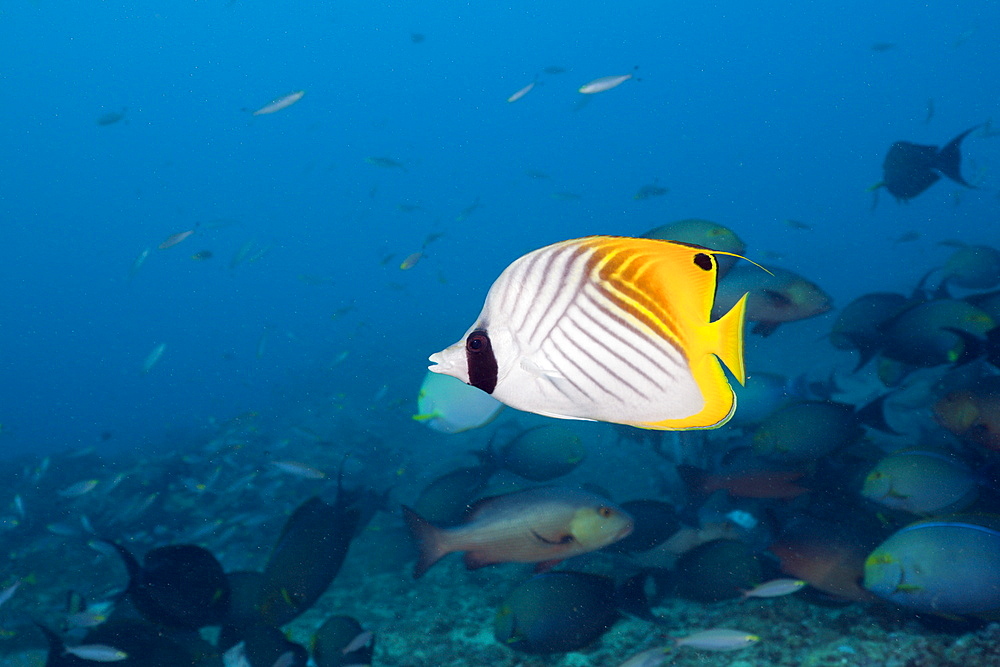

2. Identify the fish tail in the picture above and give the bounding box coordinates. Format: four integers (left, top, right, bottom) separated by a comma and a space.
936, 125, 980, 187
711, 293, 748, 385
401, 505, 448, 578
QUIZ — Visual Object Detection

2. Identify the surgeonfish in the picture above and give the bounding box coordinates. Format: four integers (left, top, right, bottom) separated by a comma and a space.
402, 487, 633, 578
428, 236, 749, 431
413, 371, 504, 434
876, 126, 979, 202
641, 219, 746, 279
864, 515, 1000, 615
251, 90, 306, 116
312, 615, 375, 667
494, 571, 652, 654
493, 424, 586, 481
861, 449, 978, 515
714, 264, 832, 337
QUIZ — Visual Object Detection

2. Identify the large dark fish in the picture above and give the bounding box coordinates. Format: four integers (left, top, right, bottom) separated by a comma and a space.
880, 126, 979, 201
256, 494, 360, 626
107, 542, 230, 630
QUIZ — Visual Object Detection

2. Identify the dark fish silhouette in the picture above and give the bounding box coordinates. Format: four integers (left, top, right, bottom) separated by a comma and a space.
879, 126, 979, 201
107, 542, 231, 630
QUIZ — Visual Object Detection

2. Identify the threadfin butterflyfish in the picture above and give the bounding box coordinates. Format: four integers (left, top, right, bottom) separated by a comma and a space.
428, 236, 749, 430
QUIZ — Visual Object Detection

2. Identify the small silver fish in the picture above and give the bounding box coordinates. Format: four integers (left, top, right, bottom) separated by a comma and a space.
579, 69, 637, 94
675, 629, 760, 651
158, 229, 196, 250
0, 580, 20, 608
741, 578, 806, 598
65, 610, 110, 629
63, 644, 129, 662
342, 630, 374, 654
128, 247, 151, 280
141, 343, 167, 375
58, 479, 99, 498
617, 647, 672, 667
271, 461, 326, 480
251, 90, 306, 116
507, 80, 537, 103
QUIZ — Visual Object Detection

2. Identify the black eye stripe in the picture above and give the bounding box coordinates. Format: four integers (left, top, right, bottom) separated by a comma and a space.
465, 329, 498, 394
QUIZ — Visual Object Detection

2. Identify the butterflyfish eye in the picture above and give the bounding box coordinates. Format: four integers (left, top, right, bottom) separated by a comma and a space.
467, 331, 489, 352
693, 252, 713, 271
465, 329, 498, 394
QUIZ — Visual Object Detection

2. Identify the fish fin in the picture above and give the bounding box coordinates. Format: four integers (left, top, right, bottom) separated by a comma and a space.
936, 125, 981, 187
401, 505, 449, 578
520, 357, 563, 380
865, 181, 885, 193
752, 320, 781, 337
855, 393, 900, 434
33, 622, 65, 662
463, 550, 499, 571
711, 292, 747, 385
532, 559, 562, 573
615, 573, 658, 622
411, 411, 440, 423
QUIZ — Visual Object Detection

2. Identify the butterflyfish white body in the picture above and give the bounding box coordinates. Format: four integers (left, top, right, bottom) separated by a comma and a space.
428, 236, 748, 430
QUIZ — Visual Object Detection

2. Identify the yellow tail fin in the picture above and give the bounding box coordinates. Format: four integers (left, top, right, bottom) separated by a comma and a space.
713, 293, 747, 385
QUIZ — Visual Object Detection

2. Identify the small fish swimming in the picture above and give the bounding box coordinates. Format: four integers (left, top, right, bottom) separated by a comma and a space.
633, 181, 668, 200
399, 251, 423, 270
158, 228, 196, 250
428, 236, 749, 430
128, 247, 151, 280
578, 67, 638, 94
741, 578, 807, 598
251, 90, 305, 116
271, 461, 326, 480
675, 629, 759, 651
365, 156, 407, 171
0, 580, 20, 609
58, 479, 99, 498
507, 80, 537, 103
96, 108, 126, 126
63, 644, 129, 662
141, 342, 167, 375
190, 250, 213, 260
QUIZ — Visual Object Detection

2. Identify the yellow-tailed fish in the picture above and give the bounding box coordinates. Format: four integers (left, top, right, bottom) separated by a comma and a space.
251, 90, 305, 116
399, 251, 423, 270
428, 236, 749, 430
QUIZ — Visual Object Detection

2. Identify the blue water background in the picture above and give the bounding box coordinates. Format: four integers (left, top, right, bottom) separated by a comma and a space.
1, 0, 998, 458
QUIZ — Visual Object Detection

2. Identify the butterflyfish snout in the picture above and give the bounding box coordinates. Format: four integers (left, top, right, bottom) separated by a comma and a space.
428, 235, 748, 431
